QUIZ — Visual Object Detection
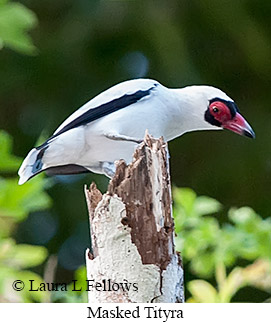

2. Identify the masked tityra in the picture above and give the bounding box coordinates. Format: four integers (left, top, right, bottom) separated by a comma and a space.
18, 78, 255, 185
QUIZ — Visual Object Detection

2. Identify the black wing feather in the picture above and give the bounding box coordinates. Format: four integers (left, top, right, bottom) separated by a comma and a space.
36, 87, 155, 150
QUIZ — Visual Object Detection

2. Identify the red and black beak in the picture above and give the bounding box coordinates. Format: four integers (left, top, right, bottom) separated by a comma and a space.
222, 112, 255, 139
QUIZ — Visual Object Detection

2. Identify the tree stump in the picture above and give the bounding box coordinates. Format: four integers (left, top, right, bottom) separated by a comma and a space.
84, 133, 184, 302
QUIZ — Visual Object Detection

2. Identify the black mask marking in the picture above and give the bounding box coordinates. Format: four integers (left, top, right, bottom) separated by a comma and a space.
204, 109, 222, 127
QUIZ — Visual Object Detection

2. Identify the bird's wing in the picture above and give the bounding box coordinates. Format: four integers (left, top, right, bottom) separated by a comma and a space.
54, 79, 159, 136
36, 79, 159, 150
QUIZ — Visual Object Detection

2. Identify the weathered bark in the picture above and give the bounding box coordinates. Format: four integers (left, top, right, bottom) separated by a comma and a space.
85, 133, 184, 302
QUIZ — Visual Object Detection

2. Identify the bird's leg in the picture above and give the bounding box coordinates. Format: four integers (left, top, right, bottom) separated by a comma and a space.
100, 161, 116, 178
104, 133, 143, 144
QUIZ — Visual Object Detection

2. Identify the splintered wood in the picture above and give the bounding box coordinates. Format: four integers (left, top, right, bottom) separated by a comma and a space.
85, 133, 184, 303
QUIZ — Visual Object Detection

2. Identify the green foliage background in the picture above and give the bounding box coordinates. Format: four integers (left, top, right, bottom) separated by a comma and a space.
0, 0, 271, 302
173, 187, 271, 302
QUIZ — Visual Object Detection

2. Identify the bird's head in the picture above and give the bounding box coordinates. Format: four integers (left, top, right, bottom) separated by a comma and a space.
205, 96, 255, 139
179, 86, 255, 139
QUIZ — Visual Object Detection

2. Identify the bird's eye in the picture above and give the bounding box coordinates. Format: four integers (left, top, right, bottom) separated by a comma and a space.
212, 107, 219, 113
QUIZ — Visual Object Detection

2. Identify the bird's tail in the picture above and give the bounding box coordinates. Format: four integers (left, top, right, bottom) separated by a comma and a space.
18, 147, 45, 185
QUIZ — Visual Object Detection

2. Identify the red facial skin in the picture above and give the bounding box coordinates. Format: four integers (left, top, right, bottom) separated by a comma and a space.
209, 101, 255, 138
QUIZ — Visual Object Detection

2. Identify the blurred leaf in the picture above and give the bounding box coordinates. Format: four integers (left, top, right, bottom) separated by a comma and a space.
0, 238, 14, 260
0, 239, 47, 269
0, 130, 22, 172
188, 280, 218, 303
173, 187, 197, 216
0, 176, 51, 221
0, 216, 14, 238
190, 252, 215, 277
173, 187, 199, 233
8, 244, 48, 269
0, 0, 38, 54
241, 259, 271, 291
194, 196, 222, 216
229, 206, 259, 226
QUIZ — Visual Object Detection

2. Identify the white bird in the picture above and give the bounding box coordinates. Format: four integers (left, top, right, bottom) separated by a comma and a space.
18, 78, 255, 185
